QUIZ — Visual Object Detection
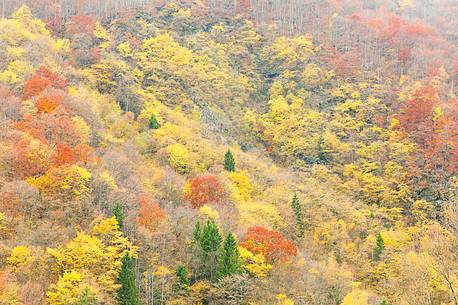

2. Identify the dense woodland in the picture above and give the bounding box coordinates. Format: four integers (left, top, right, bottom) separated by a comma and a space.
0, 0, 457, 304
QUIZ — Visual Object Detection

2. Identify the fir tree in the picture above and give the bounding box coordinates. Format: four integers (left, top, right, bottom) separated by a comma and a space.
217, 232, 242, 279
175, 265, 190, 291
112, 201, 125, 230
148, 113, 160, 129
77, 287, 97, 305
200, 219, 222, 281
200, 219, 222, 253
224, 149, 235, 172
317, 132, 329, 163
373, 232, 385, 261
116, 253, 139, 305
192, 219, 202, 243
291, 193, 305, 238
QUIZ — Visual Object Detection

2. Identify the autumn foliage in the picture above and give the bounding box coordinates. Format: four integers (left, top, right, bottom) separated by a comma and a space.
184, 174, 224, 208
137, 193, 165, 231
22, 66, 68, 100
241, 226, 297, 263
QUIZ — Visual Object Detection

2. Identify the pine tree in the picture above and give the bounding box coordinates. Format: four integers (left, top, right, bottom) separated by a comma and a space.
192, 220, 202, 243
148, 113, 160, 129
77, 287, 97, 305
175, 265, 190, 291
291, 193, 305, 238
217, 232, 242, 279
317, 132, 329, 163
373, 232, 385, 261
200, 219, 222, 281
112, 201, 125, 230
116, 253, 139, 305
224, 149, 235, 172
200, 219, 222, 253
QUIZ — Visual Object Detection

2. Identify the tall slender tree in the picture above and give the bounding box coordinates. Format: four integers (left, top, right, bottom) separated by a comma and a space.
112, 200, 125, 230
200, 219, 222, 281
116, 253, 139, 305
291, 193, 305, 238
217, 232, 242, 279
224, 149, 236, 172
373, 232, 385, 261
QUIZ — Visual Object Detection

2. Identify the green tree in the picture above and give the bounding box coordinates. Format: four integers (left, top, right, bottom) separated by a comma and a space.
217, 232, 242, 279
112, 201, 125, 230
291, 193, 305, 238
148, 113, 160, 129
317, 132, 329, 163
200, 219, 222, 281
224, 149, 236, 172
193, 220, 202, 243
175, 265, 190, 291
77, 287, 98, 305
373, 233, 385, 261
116, 253, 139, 305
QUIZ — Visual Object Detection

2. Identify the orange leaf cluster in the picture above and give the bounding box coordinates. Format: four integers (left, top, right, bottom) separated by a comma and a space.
241, 226, 297, 263
137, 193, 165, 232
184, 174, 224, 208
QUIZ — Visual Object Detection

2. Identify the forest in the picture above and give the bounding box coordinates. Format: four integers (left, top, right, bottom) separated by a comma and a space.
0, 0, 457, 304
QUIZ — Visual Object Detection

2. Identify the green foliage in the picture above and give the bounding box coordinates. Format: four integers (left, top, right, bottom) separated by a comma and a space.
200, 219, 222, 254
190, 219, 223, 282
116, 253, 139, 305
175, 265, 190, 290
217, 232, 243, 279
76, 287, 98, 305
373, 233, 385, 261
148, 113, 160, 129
224, 149, 235, 172
112, 201, 125, 230
291, 193, 305, 238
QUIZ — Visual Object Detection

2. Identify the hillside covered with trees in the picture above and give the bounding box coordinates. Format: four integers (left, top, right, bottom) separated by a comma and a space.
0, 1, 457, 304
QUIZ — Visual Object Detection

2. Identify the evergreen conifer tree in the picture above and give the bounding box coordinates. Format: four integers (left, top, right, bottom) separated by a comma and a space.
224, 149, 235, 172
373, 232, 385, 261
112, 201, 125, 230
148, 113, 160, 129
116, 253, 139, 305
291, 193, 305, 238
317, 132, 329, 163
217, 232, 242, 279
200, 219, 222, 281
175, 265, 190, 291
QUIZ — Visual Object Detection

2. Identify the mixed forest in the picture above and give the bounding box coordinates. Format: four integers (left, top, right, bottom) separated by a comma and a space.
0, 0, 457, 304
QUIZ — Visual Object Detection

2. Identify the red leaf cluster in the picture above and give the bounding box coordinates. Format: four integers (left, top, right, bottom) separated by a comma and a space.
22, 66, 68, 100
137, 193, 165, 231
241, 226, 297, 263
184, 174, 224, 208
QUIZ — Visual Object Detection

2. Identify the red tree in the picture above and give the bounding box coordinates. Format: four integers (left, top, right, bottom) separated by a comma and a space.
137, 193, 165, 231
184, 174, 224, 208
241, 226, 297, 263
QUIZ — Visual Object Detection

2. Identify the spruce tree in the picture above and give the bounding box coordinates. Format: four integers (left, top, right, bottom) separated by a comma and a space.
291, 193, 305, 238
224, 149, 235, 172
112, 201, 125, 230
116, 253, 139, 305
175, 265, 190, 290
217, 232, 242, 279
77, 287, 97, 305
148, 113, 160, 129
192, 220, 202, 243
317, 132, 329, 163
200, 219, 222, 281
373, 232, 385, 261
